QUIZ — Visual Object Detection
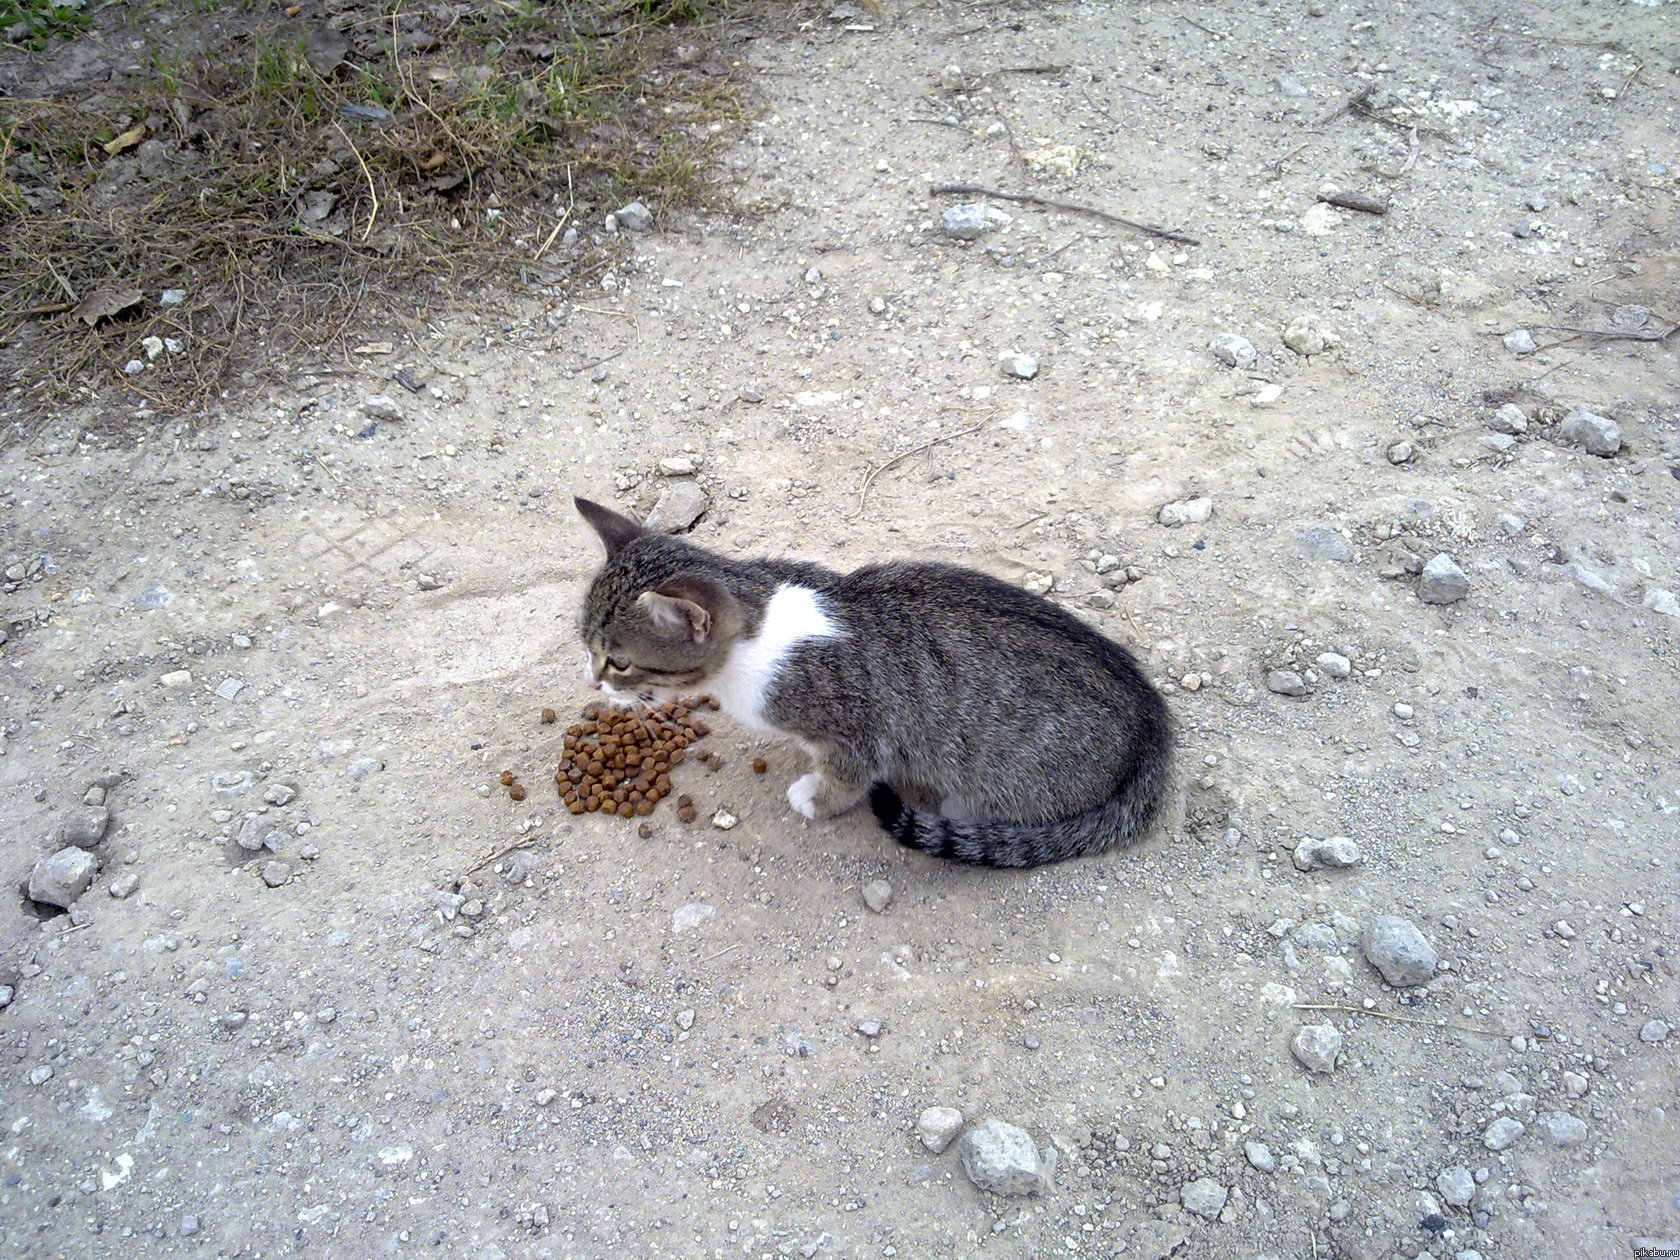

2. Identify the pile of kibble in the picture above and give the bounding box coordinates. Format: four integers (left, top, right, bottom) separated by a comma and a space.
547, 698, 714, 821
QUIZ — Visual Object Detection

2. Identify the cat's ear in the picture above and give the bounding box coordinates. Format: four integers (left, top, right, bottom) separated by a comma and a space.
574, 496, 644, 556
638, 576, 741, 644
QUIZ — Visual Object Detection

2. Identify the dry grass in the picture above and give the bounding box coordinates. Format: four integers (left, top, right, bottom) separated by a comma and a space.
0, 0, 759, 427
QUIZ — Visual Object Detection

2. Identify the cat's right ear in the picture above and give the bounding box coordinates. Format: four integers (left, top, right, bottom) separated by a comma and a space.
574, 497, 644, 556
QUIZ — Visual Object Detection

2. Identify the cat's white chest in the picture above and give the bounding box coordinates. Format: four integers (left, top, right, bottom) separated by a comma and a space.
708, 584, 839, 730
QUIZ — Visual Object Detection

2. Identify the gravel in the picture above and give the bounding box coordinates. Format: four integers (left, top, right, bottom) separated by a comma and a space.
1482, 1117, 1525, 1150
941, 203, 1011, 240
1361, 915, 1438, 986
1558, 408, 1620, 457
1436, 1166, 1476, 1207
28, 847, 98, 908
957, 1118, 1052, 1196
1418, 554, 1471, 604
1290, 1023, 1343, 1073
60, 805, 111, 848
1180, 1177, 1228, 1220
1158, 497, 1213, 526
916, 1106, 963, 1153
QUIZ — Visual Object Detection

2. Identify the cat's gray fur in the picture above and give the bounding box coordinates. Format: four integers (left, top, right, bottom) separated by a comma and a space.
575, 497, 1173, 869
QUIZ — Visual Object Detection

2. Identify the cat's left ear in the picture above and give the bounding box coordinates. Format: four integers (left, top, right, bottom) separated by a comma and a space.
638, 576, 741, 643
575, 496, 644, 556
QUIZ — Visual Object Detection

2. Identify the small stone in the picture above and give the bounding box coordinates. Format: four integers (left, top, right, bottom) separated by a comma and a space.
658, 456, 698, 477
28, 847, 98, 908
1563, 1071, 1590, 1098
1639, 1019, 1671, 1043
61, 806, 110, 849
0, 986, 12, 1007
1436, 1166, 1476, 1207
263, 784, 297, 807
644, 482, 709, 534
957, 1118, 1051, 1196
362, 394, 406, 421
711, 809, 738, 830
738, 386, 764, 404
1316, 652, 1352, 679
1418, 554, 1471, 604
855, 1019, 884, 1038
159, 669, 192, 688
998, 352, 1039, 380
108, 872, 139, 900
1208, 333, 1258, 369
82, 786, 106, 806
1282, 315, 1337, 356
862, 880, 893, 913
261, 861, 291, 888
868, 295, 887, 315
1387, 440, 1416, 465
348, 757, 383, 780
1535, 1112, 1587, 1147
1557, 408, 1620, 457
1316, 836, 1362, 867
675, 1008, 695, 1031
1641, 589, 1680, 618
28, 1065, 53, 1085
1392, 702, 1415, 719
941, 203, 1012, 240
1250, 382, 1285, 407
615, 201, 654, 232
916, 1105, 964, 1154
1490, 404, 1529, 434
1501, 329, 1538, 355
1497, 513, 1527, 537
1482, 1117, 1525, 1150
214, 678, 245, 701
1362, 915, 1438, 986
1158, 497, 1213, 526
672, 902, 715, 934
1480, 434, 1517, 454
1297, 526, 1354, 561
1180, 1177, 1228, 1220
1291, 1023, 1343, 1073
179, 1214, 199, 1238
1266, 669, 1308, 697
1244, 1141, 1276, 1172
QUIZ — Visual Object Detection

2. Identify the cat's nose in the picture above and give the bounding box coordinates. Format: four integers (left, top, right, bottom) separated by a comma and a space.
587, 680, 602, 691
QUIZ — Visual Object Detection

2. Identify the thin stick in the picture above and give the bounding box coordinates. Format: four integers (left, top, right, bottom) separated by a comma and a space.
1177, 14, 1225, 38
333, 122, 380, 244
463, 835, 535, 877
930, 184, 1199, 246
852, 421, 987, 518
701, 942, 742, 962
1293, 1003, 1505, 1037
8, 301, 75, 319
532, 207, 572, 262
1614, 61, 1643, 100
314, 454, 341, 482
1540, 322, 1675, 342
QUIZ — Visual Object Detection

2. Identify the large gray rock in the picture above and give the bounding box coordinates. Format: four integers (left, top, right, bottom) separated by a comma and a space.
643, 482, 709, 534
60, 806, 110, 848
1291, 1023, 1343, 1073
614, 200, 654, 232
1436, 1165, 1476, 1207
1180, 1177, 1228, 1220
1483, 1117, 1525, 1150
957, 1117, 1051, 1196
1418, 554, 1470, 604
1362, 915, 1438, 986
1558, 408, 1620, 457
29, 847, 98, 908
1536, 1111, 1587, 1147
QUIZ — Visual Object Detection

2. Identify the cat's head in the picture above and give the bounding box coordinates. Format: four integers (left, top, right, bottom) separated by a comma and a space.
574, 497, 743, 700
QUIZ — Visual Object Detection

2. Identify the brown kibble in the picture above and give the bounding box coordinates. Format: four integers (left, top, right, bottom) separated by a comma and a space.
752, 758, 768, 774
509, 783, 527, 801
677, 793, 693, 808
678, 805, 697, 823
635, 801, 653, 817
617, 802, 635, 818
569, 801, 586, 814
540, 708, 557, 724
500, 770, 515, 786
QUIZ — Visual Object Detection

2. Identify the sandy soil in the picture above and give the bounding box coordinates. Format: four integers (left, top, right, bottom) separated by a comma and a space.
2, 2, 1678, 1257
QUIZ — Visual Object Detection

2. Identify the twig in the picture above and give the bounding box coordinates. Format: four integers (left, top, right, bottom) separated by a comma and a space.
851, 421, 988, 519
8, 301, 75, 319
332, 121, 380, 244
701, 942, 742, 962
1012, 512, 1047, 529
1539, 323, 1675, 342
1614, 61, 1643, 100
1293, 1002, 1505, 1037
1177, 14, 1225, 38
908, 116, 969, 131
1319, 191, 1387, 216
531, 207, 572, 262
44, 259, 78, 303
462, 835, 535, 877
314, 454, 341, 482
930, 184, 1199, 246
1321, 85, 1374, 126
989, 64, 1069, 76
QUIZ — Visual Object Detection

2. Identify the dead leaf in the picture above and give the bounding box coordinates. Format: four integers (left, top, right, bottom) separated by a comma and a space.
419, 150, 447, 173
72, 287, 144, 326
352, 342, 395, 356
102, 124, 148, 157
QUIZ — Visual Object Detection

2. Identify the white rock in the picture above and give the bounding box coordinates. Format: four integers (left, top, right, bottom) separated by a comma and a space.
1290, 1023, 1342, 1073
1642, 588, 1680, 618
1207, 332, 1258, 369
916, 1106, 964, 1153
658, 456, 699, 477
159, 669, 193, 688
1436, 1166, 1476, 1207
1482, 1117, 1525, 1150
998, 352, 1039, 380
1315, 652, 1352, 678
941, 203, 1011, 240
362, 394, 406, 421
1180, 1177, 1228, 1219
1158, 497, 1213, 526
1557, 408, 1620, 457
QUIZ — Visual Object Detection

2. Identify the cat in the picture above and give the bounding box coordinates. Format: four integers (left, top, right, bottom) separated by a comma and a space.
573, 496, 1173, 869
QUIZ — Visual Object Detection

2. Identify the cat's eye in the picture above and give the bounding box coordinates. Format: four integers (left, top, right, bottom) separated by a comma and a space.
606, 655, 631, 672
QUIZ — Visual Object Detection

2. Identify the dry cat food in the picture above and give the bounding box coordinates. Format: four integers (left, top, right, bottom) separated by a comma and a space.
553, 697, 715, 819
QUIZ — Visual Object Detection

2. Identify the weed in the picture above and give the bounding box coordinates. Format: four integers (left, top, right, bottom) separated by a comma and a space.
0, 0, 91, 51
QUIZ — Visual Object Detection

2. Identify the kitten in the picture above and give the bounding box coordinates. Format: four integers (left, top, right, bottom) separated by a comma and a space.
574, 497, 1173, 869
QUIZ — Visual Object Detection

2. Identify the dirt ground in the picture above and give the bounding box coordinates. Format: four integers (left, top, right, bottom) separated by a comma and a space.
3, 1, 1679, 1257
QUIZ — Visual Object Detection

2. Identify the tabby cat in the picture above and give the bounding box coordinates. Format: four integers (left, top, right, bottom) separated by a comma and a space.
574, 497, 1173, 869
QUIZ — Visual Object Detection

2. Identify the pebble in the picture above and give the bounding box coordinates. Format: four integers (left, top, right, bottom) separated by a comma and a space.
1282, 315, 1337, 356
1563, 1071, 1590, 1098
917, 1105, 964, 1154
83, 786, 106, 806
941, 203, 1012, 240
214, 678, 246, 701
855, 1019, 884, 1038
957, 1118, 1052, 1196
1482, 1117, 1525, 1150
348, 757, 384, 780
1642, 589, 1680, 618
1535, 1111, 1587, 1147
1180, 1177, 1228, 1220
861, 880, 893, 913
1293, 836, 1363, 870
0, 986, 13, 1008
159, 669, 193, 688
1436, 1166, 1476, 1207
1315, 652, 1352, 679
1207, 332, 1258, 369
1480, 434, 1517, 454
998, 352, 1039, 380
263, 784, 297, 807
1489, 404, 1529, 434
1497, 513, 1527, 537
671, 902, 715, 934
1158, 497, 1213, 526
28, 847, 98, 908
1501, 329, 1538, 355
614, 201, 654, 232
1266, 669, 1308, 697
644, 482, 709, 534
1387, 440, 1415, 465
711, 809, 738, 830
675, 1008, 695, 1031
738, 385, 764, 404
658, 456, 698, 477
1418, 554, 1471, 604
1291, 1023, 1342, 1073
1639, 1019, 1670, 1043
1244, 1141, 1276, 1172
1558, 408, 1620, 457
1362, 915, 1438, 986
28, 1065, 53, 1085
868, 295, 887, 314
261, 861, 291, 888
362, 394, 406, 421
1297, 526, 1354, 561
61, 806, 110, 848
108, 872, 139, 899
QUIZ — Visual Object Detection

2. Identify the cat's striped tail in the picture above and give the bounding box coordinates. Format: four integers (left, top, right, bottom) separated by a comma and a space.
868, 748, 1172, 869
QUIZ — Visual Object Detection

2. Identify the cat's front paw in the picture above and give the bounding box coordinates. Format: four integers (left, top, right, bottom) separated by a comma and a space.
787, 773, 822, 820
